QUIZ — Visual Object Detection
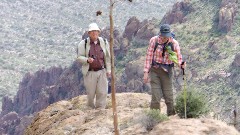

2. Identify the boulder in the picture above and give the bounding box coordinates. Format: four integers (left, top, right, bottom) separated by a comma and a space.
123, 16, 141, 40
161, 1, 193, 24
218, 0, 238, 32
0, 112, 20, 135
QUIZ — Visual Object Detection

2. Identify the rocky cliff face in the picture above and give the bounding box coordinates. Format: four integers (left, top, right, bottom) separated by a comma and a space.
1, 66, 64, 117
0, 62, 85, 135
160, 1, 193, 25
218, 0, 238, 32
122, 17, 159, 46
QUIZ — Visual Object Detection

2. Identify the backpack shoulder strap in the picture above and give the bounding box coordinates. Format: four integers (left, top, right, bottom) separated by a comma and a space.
104, 38, 107, 44
151, 37, 160, 66
153, 37, 160, 53
98, 37, 107, 46
84, 38, 87, 57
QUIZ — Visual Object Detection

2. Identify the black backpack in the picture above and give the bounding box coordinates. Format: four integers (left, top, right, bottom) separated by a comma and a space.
153, 33, 175, 56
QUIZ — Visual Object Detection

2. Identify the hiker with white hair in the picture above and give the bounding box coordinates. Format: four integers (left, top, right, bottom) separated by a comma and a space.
77, 23, 111, 109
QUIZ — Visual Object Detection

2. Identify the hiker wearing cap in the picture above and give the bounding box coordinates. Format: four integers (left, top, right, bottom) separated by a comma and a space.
143, 24, 185, 116
77, 23, 111, 109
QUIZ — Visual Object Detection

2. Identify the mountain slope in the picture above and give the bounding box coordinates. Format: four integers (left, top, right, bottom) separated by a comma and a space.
114, 0, 239, 126
0, 0, 180, 102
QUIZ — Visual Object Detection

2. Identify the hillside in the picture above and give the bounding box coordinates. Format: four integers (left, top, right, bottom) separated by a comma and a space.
0, 0, 180, 105
164, 0, 240, 123
25, 93, 240, 135
115, 0, 240, 124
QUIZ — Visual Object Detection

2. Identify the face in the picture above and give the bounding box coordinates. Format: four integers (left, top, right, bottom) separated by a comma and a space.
88, 30, 100, 41
160, 36, 169, 43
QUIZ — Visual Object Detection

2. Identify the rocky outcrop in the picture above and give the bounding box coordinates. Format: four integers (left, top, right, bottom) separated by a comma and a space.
47, 61, 85, 104
11, 66, 64, 116
122, 17, 159, 47
123, 16, 141, 40
0, 61, 85, 135
161, 1, 193, 24
135, 18, 159, 42
14, 115, 34, 135
24, 93, 240, 135
0, 112, 20, 135
149, 118, 239, 135
218, 0, 238, 32
1, 96, 13, 117
100, 27, 123, 52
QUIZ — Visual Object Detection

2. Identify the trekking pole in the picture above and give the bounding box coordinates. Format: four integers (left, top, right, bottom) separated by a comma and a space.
181, 62, 187, 119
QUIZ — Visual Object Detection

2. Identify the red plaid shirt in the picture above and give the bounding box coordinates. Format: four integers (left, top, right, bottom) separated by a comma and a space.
144, 36, 182, 73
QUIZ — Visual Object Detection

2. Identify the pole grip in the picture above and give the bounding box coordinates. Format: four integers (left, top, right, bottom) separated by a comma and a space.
181, 61, 185, 76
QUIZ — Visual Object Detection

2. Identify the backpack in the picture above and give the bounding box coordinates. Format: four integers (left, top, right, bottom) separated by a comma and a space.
153, 33, 175, 56
151, 33, 176, 68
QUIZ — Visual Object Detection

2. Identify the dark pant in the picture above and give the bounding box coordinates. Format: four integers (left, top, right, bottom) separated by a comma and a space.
149, 67, 175, 116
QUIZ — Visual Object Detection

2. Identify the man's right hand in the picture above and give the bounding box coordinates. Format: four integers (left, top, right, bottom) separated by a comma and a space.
87, 57, 94, 63
143, 72, 150, 83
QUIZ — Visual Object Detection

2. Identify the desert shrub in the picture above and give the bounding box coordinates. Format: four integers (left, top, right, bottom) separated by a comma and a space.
141, 109, 169, 131
175, 89, 209, 118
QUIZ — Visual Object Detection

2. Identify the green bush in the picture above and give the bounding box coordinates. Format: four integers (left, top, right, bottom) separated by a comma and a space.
175, 89, 209, 118
141, 109, 169, 131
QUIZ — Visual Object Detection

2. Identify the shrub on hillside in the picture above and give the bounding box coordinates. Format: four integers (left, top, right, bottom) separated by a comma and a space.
141, 109, 169, 131
175, 89, 209, 118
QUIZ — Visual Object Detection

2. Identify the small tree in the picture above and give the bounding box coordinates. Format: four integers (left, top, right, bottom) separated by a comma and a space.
175, 89, 210, 118
97, 1, 133, 135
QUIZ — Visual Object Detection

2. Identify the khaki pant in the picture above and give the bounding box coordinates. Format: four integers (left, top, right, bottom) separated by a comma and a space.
149, 67, 175, 115
84, 69, 108, 109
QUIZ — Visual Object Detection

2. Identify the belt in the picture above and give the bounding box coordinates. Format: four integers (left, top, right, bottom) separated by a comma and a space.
88, 68, 104, 71
152, 61, 174, 73
152, 61, 174, 67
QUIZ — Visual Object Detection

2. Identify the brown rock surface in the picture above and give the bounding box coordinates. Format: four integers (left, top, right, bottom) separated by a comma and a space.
25, 93, 152, 135
150, 118, 240, 135
123, 16, 141, 40
25, 93, 239, 135
135, 18, 159, 41
161, 1, 193, 24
